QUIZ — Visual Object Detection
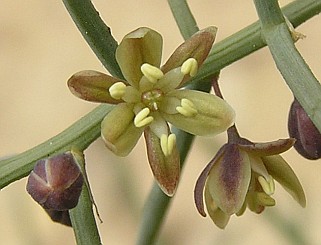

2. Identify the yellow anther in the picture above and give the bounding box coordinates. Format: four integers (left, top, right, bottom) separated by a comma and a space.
141, 63, 164, 84
176, 98, 198, 117
160, 134, 176, 157
181, 58, 198, 77
109, 82, 126, 100
258, 176, 275, 196
134, 108, 154, 127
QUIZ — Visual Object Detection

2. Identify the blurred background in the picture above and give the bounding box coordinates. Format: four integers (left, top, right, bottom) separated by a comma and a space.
1, 0, 321, 244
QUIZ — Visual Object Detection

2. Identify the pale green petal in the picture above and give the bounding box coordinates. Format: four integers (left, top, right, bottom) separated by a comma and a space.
144, 127, 180, 196
155, 67, 184, 93
101, 103, 144, 156
207, 144, 251, 215
161, 90, 235, 136
262, 155, 306, 207
205, 184, 230, 229
67, 70, 126, 104
116, 27, 163, 87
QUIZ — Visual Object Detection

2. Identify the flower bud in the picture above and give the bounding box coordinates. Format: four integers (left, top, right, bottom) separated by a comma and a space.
26, 152, 84, 210
288, 99, 321, 159
44, 209, 72, 227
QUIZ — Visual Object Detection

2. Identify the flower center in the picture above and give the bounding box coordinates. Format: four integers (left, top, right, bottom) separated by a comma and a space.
141, 89, 164, 111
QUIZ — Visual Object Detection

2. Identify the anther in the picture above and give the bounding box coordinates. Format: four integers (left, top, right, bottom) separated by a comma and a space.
141, 63, 164, 84
176, 98, 198, 117
160, 134, 176, 156
181, 58, 198, 77
134, 108, 154, 127
109, 82, 126, 100
258, 176, 275, 196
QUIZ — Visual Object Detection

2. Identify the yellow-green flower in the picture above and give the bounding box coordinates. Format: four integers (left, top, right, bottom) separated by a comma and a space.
194, 130, 306, 229
68, 27, 235, 196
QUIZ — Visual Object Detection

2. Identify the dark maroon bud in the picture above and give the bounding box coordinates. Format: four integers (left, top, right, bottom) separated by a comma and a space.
288, 99, 321, 160
26, 152, 84, 210
45, 209, 72, 227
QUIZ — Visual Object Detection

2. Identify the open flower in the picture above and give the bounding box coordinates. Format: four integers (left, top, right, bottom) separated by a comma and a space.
194, 127, 306, 228
68, 27, 235, 196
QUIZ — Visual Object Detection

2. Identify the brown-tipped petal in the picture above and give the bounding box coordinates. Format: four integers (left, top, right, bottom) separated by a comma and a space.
205, 184, 230, 229
144, 127, 180, 196
240, 138, 295, 156
67, 70, 126, 104
116, 27, 163, 87
194, 146, 226, 217
262, 155, 306, 207
101, 103, 144, 156
161, 26, 217, 82
207, 144, 251, 215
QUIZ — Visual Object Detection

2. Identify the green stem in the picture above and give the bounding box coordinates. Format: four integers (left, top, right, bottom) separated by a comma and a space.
0, 104, 112, 189
1, 0, 318, 191
167, 0, 199, 39
69, 152, 102, 245
0, 2, 319, 244
253, 0, 321, 133
189, 0, 321, 85
62, 0, 123, 78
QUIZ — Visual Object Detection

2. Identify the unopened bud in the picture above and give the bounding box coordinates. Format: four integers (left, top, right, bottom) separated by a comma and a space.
45, 209, 72, 227
288, 99, 321, 160
26, 152, 84, 210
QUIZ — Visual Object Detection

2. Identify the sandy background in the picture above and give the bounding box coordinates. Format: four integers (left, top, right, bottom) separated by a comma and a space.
1, 0, 321, 244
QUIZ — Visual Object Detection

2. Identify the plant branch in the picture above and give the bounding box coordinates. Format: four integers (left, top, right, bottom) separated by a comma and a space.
0, 0, 319, 216
254, 0, 321, 133
0, 104, 112, 189
189, 0, 321, 85
69, 151, 102, 245
62, 0, 123, 78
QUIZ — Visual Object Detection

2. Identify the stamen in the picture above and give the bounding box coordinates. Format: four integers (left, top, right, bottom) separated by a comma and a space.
181, 58, 198, 77
176, 98, 198, 117
141, 63, 164, 84
134, 108, 154, 127
258, 175, 275, 195
109, 82, 126, 100
160, 134, 176, 157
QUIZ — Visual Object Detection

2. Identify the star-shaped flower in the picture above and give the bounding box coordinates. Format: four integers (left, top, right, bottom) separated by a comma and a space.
68, 27, 235, 196
194, 127, 306, 228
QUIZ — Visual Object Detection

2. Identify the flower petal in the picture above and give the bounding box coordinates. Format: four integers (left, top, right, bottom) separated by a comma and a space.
144, 127, 180, 196
101, 103, 144, 156
116, 27, 163, 87
162, 27, 217, 74
194, 146, 226, 217
239, 138, 295, 156
67, 70, 126, 104
161, 90, 235, 136
205, 184, 230, 229
262, 155, 306, 207
207, 144, 251, 215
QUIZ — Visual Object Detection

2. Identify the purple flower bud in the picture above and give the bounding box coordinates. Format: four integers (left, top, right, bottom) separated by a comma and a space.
288, 99, 321, 160
44, 209, 72, 227
26, 152, 84, 210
